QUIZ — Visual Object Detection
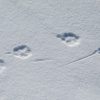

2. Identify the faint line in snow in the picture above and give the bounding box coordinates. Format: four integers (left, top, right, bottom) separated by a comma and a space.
61, 48, 100, 66
33, 58, 53, 62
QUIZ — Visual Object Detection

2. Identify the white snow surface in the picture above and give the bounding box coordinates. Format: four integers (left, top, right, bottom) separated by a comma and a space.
0, 0, 100, 100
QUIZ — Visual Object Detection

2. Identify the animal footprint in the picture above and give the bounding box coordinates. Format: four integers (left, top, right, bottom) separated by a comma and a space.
56, 32, 81, 47
12, 45, 32, 59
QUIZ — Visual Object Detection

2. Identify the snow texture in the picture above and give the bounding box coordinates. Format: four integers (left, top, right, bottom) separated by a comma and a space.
0, 0, 100, 100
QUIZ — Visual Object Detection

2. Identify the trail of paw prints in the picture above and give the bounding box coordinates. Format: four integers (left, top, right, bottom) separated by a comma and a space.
56, 32, 81, 47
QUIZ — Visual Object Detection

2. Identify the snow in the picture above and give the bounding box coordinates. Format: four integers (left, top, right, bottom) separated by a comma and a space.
0, 0, 100, 100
